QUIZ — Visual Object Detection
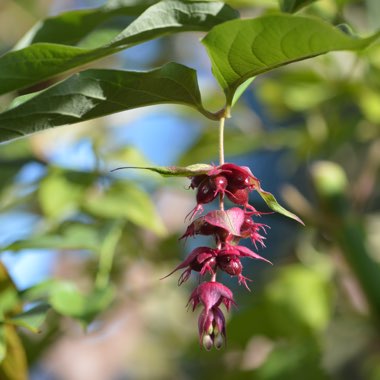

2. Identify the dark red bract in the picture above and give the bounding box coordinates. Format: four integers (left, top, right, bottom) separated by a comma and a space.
187, 281, 235, 312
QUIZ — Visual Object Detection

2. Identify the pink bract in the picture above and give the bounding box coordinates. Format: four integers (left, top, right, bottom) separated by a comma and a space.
187, 281, 235, 312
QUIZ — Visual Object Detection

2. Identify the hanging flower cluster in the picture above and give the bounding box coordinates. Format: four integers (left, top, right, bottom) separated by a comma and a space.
163, 163, 273, 350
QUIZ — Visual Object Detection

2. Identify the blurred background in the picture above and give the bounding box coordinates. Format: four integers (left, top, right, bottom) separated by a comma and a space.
1, 0, 380, 379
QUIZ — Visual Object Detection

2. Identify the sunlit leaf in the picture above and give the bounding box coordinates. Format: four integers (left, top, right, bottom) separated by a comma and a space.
266, 265, 331, 332
0, 0, 238, 95
0, 63, 215, 143
257, 189, 304, 225
49, 282, 115, 325
202, 14, 380, 104
231, 77, 255, 107
108, 0, 239, 48
38, 171, 90, 220
0, 264, 20, 318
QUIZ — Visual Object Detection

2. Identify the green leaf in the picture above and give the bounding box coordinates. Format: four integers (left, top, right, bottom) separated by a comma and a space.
0, 327, 5, 363
108, 0, 239, 48
2, 223, 102, 253
83, 182, 166, 236
7, 304, 50, 334
96, 221, 124, 289
257, 189, 304, 225
0, 0, 238, 95
266, 265, 331, 333
16, 1, 153, 47
202, 14, 380, 104
0, 264, 20, 318
279, 0, 317, 13
38, 171, 89, 221
49, 282, 115, 325
0, 63, 215, 143
111, 163, 214, 177
231, 77, 255, 107
0, 325, 27, 380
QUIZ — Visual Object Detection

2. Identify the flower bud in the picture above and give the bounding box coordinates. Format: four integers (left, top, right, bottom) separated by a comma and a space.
202, 334, 213, 351
214, 332, 224, 350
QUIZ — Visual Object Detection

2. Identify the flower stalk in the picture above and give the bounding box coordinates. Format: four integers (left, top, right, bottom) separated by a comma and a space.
162, 115, 279, 350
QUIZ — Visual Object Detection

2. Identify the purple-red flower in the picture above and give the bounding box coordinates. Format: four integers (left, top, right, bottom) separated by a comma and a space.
161, 247, 217, 285
241, 212, 268, 248
159, 161, 295, 349
181, 207, 245, 244
187, 281, 235, 313
162, 243, 271, 288
181, 207, 268, 248
217, 244, 272, 289
187, 163, 262, 219
187, 281, 235, 350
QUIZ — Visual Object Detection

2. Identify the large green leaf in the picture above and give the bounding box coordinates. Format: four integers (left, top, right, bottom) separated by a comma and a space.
202, 14, 380, 104
17, 1, 154, 47
0, 0, 238, 95
0, 63, 214, 143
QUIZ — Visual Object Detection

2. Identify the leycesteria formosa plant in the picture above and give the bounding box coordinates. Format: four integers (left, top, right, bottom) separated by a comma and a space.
1, 0, 380, 365
115, 115, 305, 350
164, 127, 304, 350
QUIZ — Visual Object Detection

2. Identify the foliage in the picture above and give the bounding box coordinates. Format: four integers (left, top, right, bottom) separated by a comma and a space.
1, 0, 380, 379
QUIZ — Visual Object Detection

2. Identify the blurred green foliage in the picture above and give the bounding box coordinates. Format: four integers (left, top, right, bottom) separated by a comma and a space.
0, 0, 380, 380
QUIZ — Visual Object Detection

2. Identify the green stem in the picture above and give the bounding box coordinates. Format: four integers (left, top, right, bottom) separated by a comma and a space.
212, 116, 227, 284
219, 116, 225, 211
219, 116, 225, 166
